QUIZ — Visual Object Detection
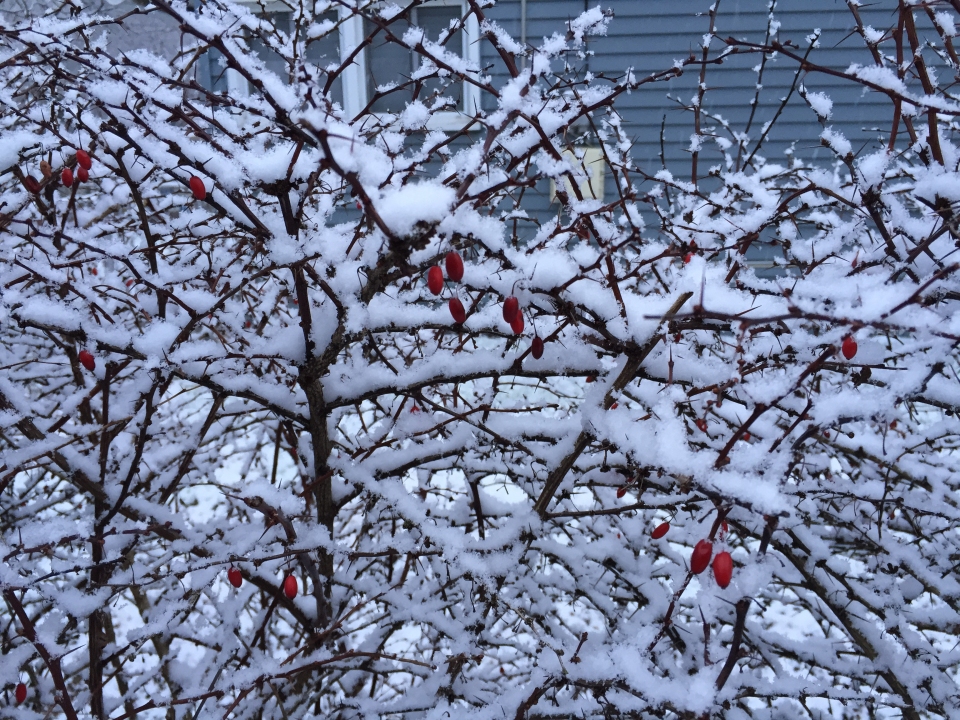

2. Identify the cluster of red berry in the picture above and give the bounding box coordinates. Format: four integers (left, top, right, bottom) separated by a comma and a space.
226, 568, 298, 599
426, 251, 467, 323
22, 146, 211, 204
427, 252, 545, 359
648, 522, 734, 588
22, 149, 92, 194
689, 539, 733, 588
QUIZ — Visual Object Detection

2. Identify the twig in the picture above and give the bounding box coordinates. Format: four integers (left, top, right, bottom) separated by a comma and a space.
715, 598, 750, 690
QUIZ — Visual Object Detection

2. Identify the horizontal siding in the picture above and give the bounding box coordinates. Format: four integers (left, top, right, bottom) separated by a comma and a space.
100, 1, 943, 224
482, 0, 931, 227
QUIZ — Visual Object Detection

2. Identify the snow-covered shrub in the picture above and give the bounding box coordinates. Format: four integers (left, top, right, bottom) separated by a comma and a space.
1, 1, 959, 718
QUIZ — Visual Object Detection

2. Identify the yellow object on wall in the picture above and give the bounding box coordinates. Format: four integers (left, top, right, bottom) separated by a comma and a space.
550, 147, 605, 202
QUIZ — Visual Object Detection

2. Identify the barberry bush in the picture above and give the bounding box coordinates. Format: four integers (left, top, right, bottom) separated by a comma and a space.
2, 1, 960, 718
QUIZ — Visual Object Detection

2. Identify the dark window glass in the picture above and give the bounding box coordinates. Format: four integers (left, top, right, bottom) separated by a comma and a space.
200, 47, 229, 94
306, 15, 344, 103
416, 6, 463, 108
365, 14, 412, 113
365, 4, 462, 114
249, 11, 292, 82
198, 10, 342, 104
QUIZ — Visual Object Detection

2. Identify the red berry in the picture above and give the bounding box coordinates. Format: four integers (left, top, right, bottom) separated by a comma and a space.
510, 312, 524, 335
503, 296, 519, 324
22, 175, 40, 194
651, 522, 670, 539
356, 201, 362, 210
712, 551, 733, 588
683, 252, 693, 264
695, 418, 708, 433
609, 402, 618, 410
75, 149, 92, 170
742, 431, 751, 442
531, 336, 544, 359
61, 167, 74, 187
228, 567, 242, 588
690, 539, 713, 574
15, 682, 26, 704
616, 487, 627, 498
78, 350, 95, 372
445, 251, 464, 282
189, 175, 206, 201
427, 265, 444, 295
841, 336, 857, 360
586, 376, 595, 383
283, 575, 298, 599
77, 167, 89, 183
448, 298, 466, 324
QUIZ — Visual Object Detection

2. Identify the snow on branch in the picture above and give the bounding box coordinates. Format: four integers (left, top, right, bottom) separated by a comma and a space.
1, 1, 960, 719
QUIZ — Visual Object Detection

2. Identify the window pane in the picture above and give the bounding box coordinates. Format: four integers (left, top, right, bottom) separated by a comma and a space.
365, 4, 463, 115
415, 6, 463, 109
249, 12, 292, 83
225, 11, 344, 106
365, 15, 413, 113
305, 15, 343, 106
200, 47, 229, 94
188, 0, 223, 93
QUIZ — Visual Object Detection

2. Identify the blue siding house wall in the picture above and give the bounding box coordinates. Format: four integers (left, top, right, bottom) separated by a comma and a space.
478, 1, 897, 201
103, 0, 905, 208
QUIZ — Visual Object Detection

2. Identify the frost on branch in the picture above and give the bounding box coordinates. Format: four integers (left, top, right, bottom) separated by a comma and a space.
2, 1, 960, 719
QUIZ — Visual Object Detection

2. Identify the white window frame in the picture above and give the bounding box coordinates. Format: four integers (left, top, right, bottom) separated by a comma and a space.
228, 0, 479, 131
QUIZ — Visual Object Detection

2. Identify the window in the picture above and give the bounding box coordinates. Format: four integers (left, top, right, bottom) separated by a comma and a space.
362, 0, 480, 128
198, 7, 345, 107
198, 1, 479, 131
250, 11, 344, 104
